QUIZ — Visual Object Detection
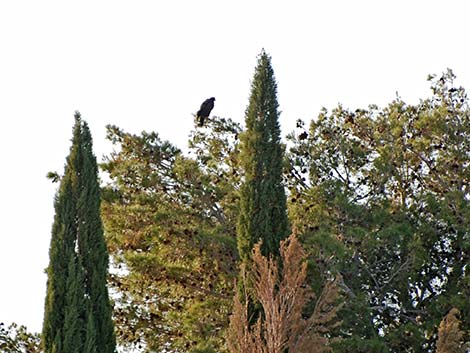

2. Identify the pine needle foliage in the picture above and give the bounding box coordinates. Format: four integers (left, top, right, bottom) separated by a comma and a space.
101, 118, 241, 352
286, 70, 470, 351
0, 323, 40, 353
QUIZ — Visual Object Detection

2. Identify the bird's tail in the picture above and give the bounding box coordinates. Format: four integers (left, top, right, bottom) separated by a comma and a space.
197, 116, 205, 127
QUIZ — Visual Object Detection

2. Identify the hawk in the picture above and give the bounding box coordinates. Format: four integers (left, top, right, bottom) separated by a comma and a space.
196, 97, 215, 127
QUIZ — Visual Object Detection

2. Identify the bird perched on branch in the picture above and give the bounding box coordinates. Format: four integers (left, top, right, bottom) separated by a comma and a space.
196, 97, 215, 127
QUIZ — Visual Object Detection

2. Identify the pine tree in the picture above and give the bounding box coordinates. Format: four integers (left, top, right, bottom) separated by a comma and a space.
237, 50, 289, 263
101, 120, 241, 351
0, 322, 41, 353
285, 71, 470, 351
42, 112, 116, 353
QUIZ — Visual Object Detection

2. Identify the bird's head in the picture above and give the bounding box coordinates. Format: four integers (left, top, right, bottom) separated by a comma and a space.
210, 97, 216, 101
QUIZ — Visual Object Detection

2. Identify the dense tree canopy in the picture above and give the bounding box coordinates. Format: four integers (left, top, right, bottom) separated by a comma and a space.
98, 69, 470, 353
101, 117, 241, 352
5, 56, 463, 353
286, 69, 470, 352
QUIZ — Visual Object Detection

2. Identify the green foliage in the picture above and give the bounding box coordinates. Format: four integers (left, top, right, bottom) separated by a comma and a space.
286, 70, 470, 352
35, 63, 469, 352
237, 49, 289, 262
0, 322, 40, 353
101, 116, 241, 352
42, 112, 116, 353
62, 256, 85, 353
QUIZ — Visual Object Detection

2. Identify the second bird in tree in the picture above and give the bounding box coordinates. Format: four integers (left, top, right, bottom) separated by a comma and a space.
196, 97, 215, 127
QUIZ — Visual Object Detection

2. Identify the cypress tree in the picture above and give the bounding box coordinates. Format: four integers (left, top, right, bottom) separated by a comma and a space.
75, 115, 115, 353
237, 50, 289, 263
62, 255, 85, 353
42, 112, 116, 353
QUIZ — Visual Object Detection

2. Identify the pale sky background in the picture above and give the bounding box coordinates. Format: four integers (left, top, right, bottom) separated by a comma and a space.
1, 0, 470, 335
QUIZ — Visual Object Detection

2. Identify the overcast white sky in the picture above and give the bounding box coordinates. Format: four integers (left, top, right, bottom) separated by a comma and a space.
1, 0, 470, 334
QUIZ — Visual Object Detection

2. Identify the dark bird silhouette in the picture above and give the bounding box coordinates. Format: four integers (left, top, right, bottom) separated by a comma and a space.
298, 131, 308, 140
196, 97, 215, 127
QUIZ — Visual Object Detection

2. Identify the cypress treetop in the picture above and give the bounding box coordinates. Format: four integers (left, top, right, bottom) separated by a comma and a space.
237, 50, 289, 262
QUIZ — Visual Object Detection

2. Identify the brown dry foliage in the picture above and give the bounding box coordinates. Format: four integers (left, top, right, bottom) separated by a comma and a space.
227, 234, 342, 353
436, 308, 465, 353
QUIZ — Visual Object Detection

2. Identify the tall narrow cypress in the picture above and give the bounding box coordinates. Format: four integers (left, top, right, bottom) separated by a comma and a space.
237, 50, 289, 263
42, 112, 116, 353
62, 255, 85, 353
